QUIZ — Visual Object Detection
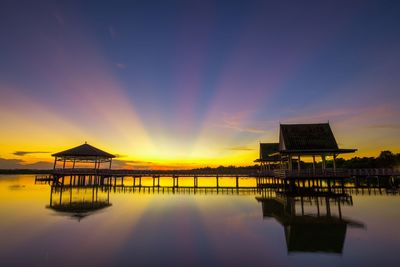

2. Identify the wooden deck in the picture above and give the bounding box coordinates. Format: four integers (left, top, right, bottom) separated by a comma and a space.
48, 167, 400, 178
35, 168, 400, 188
269, 168, 400, 179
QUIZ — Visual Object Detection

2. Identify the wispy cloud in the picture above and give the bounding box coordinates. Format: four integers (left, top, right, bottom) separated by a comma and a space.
115, 63, 126, 69
108, 26, 117, 39
225, 146, 255, 151
218, 112, 267, 133
13, 151, 50, 156
124, 160, 153, 164
0, 158, 53, 169
53, 13, 65, 26
367, 124, 400, 129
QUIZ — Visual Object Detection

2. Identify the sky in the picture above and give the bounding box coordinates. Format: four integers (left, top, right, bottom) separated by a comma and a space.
1, 0, 400, 169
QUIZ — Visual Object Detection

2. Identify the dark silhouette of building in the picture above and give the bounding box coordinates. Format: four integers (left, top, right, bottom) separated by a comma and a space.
257, 123, 357, 176
254, 143, 280, 172
52, 142, 115, 170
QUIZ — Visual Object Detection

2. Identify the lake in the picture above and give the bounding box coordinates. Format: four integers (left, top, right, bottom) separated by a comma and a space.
1, 174, 400, 267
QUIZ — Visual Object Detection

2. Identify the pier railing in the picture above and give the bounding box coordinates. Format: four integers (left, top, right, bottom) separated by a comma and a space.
51, 167, 400, 179
52, 168, 259, 177
348, 168, 398, 176
272, 168, 348, 179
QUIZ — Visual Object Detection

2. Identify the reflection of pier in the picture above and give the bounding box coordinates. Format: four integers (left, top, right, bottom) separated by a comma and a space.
256, 190, 364, 254
47, 185, 111, 221
41, 176, 400, 196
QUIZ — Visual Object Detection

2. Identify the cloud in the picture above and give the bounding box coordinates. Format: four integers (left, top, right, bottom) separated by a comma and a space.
108, 26, 117, 39
115, 63, 127, 69
0, 158, 53, 169
225, 146, 255, 151
367, 124, 400, 129
53, 13, 65, 26
218, 112, 267, 133
13, 151, 50, 156
125, 160, 153, 164
111, 159, 154, 169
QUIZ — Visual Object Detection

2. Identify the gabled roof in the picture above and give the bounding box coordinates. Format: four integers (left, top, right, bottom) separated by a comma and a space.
259, 143, 280, 160
52, 143, 115, 158
279, 123, 339, 152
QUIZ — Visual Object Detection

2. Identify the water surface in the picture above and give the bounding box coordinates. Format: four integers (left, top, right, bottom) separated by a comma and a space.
1, 175, 400, 267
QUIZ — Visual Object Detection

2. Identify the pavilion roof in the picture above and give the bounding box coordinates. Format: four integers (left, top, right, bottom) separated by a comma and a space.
255, 143, 281, 162
52, 143, 115, 158
260, 143, 279, 159
280, 123, 338, 151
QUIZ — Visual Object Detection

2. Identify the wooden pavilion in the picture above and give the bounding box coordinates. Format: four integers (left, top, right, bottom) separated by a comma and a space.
254, 143, 280, 173
52, 143, 115, 170
277, 123, 356, 174
257, 123, 357, 176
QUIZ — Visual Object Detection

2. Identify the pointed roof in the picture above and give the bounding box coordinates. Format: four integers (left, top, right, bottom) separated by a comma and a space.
260, 143, 279, 159
255, 143, 281, 162
280, 123, 338, 151
278, 123, 356, 154
52, 143, 115, 158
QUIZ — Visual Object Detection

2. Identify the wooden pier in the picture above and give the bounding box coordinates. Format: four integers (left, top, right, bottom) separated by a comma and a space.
36, 168, 400, 194
38, 142, 400, 191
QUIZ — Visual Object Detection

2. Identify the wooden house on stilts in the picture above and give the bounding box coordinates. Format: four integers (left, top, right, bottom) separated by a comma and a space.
257, 123, 357, 178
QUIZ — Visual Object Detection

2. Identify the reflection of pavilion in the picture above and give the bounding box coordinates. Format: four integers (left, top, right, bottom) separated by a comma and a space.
257, 189, 364, 254
47, 185, 111, 221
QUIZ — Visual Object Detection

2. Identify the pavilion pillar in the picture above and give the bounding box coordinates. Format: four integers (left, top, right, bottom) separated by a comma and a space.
297, 155, 301, 172
62, 158, 66, 169
72, 159, 76, 169
53, 157, 57, 170
288, 155, 292, 172
109, 159, 112, 169
333, 154, 337, 174
322, 154, 326, 172
312, 155, 316, 174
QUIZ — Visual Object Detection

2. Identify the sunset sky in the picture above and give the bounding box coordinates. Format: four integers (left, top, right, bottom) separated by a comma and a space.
1, 0, 400, 169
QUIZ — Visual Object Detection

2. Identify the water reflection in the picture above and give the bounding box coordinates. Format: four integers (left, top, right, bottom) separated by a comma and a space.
45, 176, 375, 254
257, 190, 364, 254
1, 175, 400, 266
48, 185, 111, 221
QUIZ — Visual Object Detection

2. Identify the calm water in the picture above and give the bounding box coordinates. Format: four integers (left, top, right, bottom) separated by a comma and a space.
1, 175, 400, 267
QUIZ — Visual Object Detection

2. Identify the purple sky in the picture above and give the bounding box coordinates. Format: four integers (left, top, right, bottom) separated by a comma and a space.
1, 0, 400, 169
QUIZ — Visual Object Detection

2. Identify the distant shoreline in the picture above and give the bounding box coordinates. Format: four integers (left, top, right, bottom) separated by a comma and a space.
0, 169, 52, 175
1, 151, 398, 175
